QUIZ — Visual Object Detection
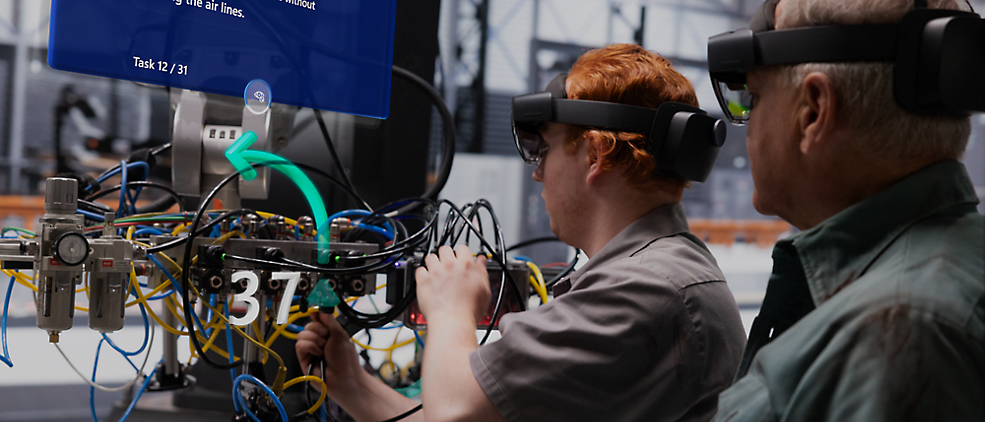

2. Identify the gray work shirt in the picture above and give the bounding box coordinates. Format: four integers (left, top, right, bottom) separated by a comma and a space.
713, 161, 985, 421
470, 203, 747, 422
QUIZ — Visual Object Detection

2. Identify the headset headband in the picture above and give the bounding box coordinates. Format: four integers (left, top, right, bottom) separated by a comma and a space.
511, 73, 727, 182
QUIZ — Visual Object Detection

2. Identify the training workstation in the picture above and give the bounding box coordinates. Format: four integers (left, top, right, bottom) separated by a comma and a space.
0, 0, 983, 421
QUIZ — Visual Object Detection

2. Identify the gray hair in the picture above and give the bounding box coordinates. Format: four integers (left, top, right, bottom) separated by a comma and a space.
774, 0, 972, 162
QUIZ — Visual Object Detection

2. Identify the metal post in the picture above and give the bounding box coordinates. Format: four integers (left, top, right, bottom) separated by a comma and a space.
440, 0, 460, 112
8, 0, 31, 192
467, 0, 489, 153
163, 305, 180, 376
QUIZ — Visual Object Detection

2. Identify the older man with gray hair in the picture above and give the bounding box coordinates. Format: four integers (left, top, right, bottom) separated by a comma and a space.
706, 0, 984, 420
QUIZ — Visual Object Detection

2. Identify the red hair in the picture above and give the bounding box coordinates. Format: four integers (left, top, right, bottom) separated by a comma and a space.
565, 44, 698, 187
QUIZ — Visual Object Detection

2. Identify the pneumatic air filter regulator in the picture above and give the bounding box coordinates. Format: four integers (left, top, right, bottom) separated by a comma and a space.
87, 213, 133, 333
35, 177, 88, 342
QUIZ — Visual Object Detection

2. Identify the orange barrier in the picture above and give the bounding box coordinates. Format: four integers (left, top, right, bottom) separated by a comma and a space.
0, 196, 45, 233
689, 219, 792, 248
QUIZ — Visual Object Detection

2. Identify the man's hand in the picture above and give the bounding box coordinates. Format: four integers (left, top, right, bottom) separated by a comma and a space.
416, 245, 491, 325
296, 313, 424, 421
295, 312, 365, 397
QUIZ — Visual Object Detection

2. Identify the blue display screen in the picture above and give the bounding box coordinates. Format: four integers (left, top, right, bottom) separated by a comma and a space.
48, 0, 397, 119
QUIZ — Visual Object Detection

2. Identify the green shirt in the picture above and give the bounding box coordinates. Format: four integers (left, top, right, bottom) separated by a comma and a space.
714, 161, 984, 422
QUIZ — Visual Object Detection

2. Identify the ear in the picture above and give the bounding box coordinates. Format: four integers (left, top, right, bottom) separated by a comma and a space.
797, 72, 838, 155
585, 135, 607, 184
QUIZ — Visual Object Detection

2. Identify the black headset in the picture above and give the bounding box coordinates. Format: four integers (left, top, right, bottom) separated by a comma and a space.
510, 73, 727, 183
707, 0, 984, 123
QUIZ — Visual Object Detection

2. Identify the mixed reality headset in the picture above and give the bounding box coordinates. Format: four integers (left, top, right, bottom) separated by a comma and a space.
708, 0, 984, 124
510, 73, 727, 183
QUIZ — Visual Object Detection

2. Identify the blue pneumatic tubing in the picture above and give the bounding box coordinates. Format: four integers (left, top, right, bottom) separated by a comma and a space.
147, 254, 209, 334
101, 289, 150, 358
118, 363, 159, 422
133, 227, 164, 237
328, 210, 395, 234
1, 276, 15, 367
97, 161, 149, 183
233, 374, 289, 422
118, 160, 128, 217
225, 302, 237, 382
352, 222, 394, 240
77, 209, 106, 221
89, 339, 106, 422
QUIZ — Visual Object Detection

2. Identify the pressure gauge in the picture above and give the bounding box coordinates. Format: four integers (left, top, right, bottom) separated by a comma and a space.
52, 232, 89, 266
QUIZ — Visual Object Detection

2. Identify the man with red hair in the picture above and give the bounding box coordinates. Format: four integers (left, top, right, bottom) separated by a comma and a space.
297, 44, 746, 421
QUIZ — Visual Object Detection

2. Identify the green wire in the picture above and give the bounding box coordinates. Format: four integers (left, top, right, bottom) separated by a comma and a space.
1, 227, 35, 237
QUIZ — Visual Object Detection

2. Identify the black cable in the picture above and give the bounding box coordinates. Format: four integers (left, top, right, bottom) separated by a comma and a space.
298, 361, 340, 422
78, 198, 114, 215
505, 236, 562, 252
544, 248, 581, 290
136, 196, 180, 214
334, 199, 439, 262
469, 200, 514, 345
392, 65, 456, 203
86, 180, 185, 213
336, 287, 417, 330
143, 155, 359, 254
179, 169, 258, 370
310, 65, 459, 217
426, 200, 522, 344
225, 254, 315, 271
314, 109, 373, 212
379, 404, 422, 422
289, 161, 364, 208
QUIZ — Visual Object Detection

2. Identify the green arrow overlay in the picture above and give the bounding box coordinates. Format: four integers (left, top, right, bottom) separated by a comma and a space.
226, 132, 331, 263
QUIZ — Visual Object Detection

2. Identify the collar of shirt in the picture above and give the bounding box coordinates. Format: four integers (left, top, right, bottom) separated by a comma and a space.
557, 203, 691, 295
788, 160, 980, 307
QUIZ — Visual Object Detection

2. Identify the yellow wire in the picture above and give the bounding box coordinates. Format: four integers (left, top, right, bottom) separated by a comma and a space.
198, 313, 226, 356
2, 269, 34, 291
350, 336, 415, 352
342, 283, 388, 303
284, 375, 328, 414
187, 282, 287, 393
384, 328, 402, 374
163, 293, 186, 323
525, 262, 548, 304
84, 272, 90, 301
255, 212, 299, 227
162, 295, 229, 358
125, 280, 171, 307
179, 300, 236, 361
128, 269, 187, 336
251, 320, 270, 364
214, 230, 246, 244
1, 269, 90, 312
171, 223, 189, 236
265, 308, 316, 347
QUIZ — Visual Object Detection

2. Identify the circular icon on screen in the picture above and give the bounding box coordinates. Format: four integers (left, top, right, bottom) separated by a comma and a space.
245, 79, 271, 114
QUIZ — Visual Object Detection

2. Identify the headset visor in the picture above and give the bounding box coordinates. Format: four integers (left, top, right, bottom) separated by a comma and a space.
511, 91, 554, 165
512, 119, 546, 165
712, 80, 754, 125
